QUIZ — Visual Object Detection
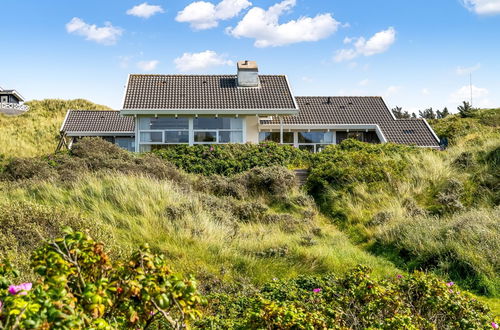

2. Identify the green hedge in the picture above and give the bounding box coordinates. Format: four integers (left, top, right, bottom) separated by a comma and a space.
153, 143, 309, 176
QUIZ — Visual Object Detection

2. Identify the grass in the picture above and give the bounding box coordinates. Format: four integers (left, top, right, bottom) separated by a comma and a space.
0, 171, 399, 290
0, 99, 110, 158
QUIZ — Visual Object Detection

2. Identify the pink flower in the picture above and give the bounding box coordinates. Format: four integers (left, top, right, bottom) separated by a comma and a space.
313, 288, 322, 293
446, 282, 454, 287
8, 282, 32, 295
209, 146, 214, 151
396, 274, 403, 279
492, 322, 499, 329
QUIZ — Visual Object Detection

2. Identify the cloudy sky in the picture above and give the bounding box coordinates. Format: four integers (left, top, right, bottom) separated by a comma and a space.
1, 0, 499, 111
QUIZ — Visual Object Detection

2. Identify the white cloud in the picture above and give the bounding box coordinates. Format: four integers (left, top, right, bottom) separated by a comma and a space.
456, 63, 481, 75
462, 0, 500, 15
450, 85, 491, 107
421, 88, 431, 95
137, 60, 160, 71
176, 0, 252, 30
66, 17, 123, 45
386, 85, 401, 95
227, 0, 340, 47
302, 76, 313, 83
127, 2, 165, 18
358, 79, 369, 86
334, 27, 396, 62
174, 50, 233, 72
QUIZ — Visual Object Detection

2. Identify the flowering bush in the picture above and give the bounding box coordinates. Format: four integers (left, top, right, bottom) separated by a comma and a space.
198, 266, 496, 329
0, 228, 204, 329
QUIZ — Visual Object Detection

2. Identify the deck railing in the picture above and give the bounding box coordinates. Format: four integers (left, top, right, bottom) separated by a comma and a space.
0, 102, 29, 112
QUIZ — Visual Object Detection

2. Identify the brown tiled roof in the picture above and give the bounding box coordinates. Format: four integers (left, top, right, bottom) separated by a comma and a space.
122, 74, 297, 110
61, 110, 135, 133
380, 120, 440, 146
261, 96, 440, 147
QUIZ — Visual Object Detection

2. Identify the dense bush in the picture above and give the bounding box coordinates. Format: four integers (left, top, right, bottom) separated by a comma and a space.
1, 138, 187, 184
0, 229, 204, 329
196, 165, 297, 200
374, 207, 500, 296
198, 266, 495, 329
153, 143, 308, 176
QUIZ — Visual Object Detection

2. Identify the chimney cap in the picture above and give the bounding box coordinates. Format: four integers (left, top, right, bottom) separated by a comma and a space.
237, 60, 258, 71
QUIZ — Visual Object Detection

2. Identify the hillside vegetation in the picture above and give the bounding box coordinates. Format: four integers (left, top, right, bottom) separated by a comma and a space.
0, 99, 110, 158
0, 100, 498, 327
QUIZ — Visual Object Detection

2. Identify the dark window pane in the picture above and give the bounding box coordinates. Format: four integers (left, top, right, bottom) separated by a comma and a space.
140, 117, 189, 130
347, 132, 364, 141
298, 132, 333, 143
194, 117, 242, 130
283, 132, 294, 143
115, 137, 135, 152
165, 131, 189, 143
194, 132, 217, 142
259, 132, 280, 143
336, 131, 347, 144
140, 132, 163, 142
298, 145, 315, 153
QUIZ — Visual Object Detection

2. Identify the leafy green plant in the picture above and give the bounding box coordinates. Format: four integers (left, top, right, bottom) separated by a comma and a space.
0, 229, 204, 329
153, 143, 309, 176
198, 266, 496, 329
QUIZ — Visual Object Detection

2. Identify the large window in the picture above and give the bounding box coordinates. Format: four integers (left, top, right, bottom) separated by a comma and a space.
336, 131, 380, 144
139, 117, 189, 144
259, 132, 293, 144
115, 137, 135, 152
193, 117, 243, 144
138, 116, 244, 147
298, 132, 333, 144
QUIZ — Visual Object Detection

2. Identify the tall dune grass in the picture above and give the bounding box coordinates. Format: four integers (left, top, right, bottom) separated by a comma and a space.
0, 171, 398, 290
0, 99, 110, 158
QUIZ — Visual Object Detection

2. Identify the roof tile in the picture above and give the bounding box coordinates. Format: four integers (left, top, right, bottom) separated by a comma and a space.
123, 75, 297, 110
62, 110, 134, 133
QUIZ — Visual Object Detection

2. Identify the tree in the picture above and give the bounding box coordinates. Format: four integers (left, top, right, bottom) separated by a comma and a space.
392, 106, 413, 119
457, 101, 476, 118
418, 108, 436, 120
436, 107, 450, 119
0, 229, 204, 329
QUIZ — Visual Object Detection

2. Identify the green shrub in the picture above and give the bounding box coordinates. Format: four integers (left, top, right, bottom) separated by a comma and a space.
1, 137, 188, 184
198, 266, 494, 329
2, 157, 57, 181
235, 165, 297, 197
153, 143, 308, 176
0, 229, 204, 329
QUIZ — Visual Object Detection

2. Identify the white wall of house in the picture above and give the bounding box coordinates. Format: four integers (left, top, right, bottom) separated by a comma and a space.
245, 116, 260, 144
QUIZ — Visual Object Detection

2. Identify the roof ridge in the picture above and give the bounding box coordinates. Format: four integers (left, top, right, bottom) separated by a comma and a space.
68, 109, 120, 112
296, 96, 383, 98
127, 74, 285, 77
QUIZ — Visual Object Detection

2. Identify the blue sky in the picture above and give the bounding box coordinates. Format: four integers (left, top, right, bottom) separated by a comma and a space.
1, 0, 499, 112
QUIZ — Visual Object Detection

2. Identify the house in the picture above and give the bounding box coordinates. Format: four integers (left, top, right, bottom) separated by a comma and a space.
59, 61, 440, 152
0, 86, 29, 115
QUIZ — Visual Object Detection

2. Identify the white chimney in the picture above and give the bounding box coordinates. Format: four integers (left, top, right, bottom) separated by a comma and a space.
237, 60, 259, 87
